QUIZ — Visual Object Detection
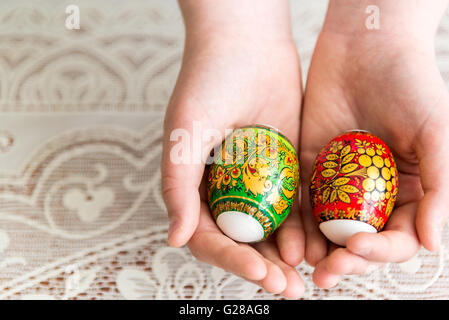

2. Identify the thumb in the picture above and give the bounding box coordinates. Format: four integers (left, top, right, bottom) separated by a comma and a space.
161, 110, 224, 247
415, 117, 449, 252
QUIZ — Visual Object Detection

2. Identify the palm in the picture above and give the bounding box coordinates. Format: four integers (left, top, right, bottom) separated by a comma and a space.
162, 39, 305, 297
301, 33, 449, 287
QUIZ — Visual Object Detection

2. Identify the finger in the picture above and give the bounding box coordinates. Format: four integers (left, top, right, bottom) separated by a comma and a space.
301, 180, 328, 266
312, 260, 341, 289
162, 165, 202, 248
324, 248, 383, 275
253, 241, 305, 298
415, 120, 449, 251
299, 147, 328, 266
313, 248, 383, 289
276, 199, 305, 267
303, 208, 328, 266
162, 107, 223, 247
346, 201, 421, 262
259, 259, 288, 294
188, 202, 267, 280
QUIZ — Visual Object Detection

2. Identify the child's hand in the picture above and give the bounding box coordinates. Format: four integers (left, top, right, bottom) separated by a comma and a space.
162, 0, 305, 298
301, 0, 449, 288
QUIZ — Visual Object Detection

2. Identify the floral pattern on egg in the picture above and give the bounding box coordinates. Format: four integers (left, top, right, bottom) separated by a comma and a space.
207, 125, 300, 241
309, 131, 398, 231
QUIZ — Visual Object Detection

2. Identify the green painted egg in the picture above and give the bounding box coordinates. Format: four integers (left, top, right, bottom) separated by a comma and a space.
207, 125, 300, 242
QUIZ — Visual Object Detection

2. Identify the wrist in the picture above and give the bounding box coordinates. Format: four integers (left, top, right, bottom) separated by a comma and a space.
179, 0, 294, 45
321, 0, 448, 50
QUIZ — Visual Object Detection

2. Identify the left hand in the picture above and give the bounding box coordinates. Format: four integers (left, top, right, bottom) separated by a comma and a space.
300, 0, 449, 288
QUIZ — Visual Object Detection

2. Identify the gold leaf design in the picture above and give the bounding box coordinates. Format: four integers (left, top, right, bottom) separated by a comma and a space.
329, 141, 344, 153
333, 177, 350, 186
279, 167, 296, 199
230, 167, 241, 178
322, 187, 331, 203
311, 139, 378, 206
266, 188, 289, 215
242, 158, 270, 196
310, 168, 317, 183
223, 174, 232, 186
345, 167, 367, 177
326, 154, 339, 161
273, 199, 288, 215
321, 168, 337, 178
341, 153, 356, 164
340, 163, 358, 173
330, 189, 337, 203
375, 144, 386, 155
337, 190, 351, 203
341, 145, 351, 157
339, 185, 360, 193
323, 161, 338, 168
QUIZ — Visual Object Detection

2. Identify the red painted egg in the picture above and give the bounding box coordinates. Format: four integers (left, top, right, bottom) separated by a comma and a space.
309, 130, 398, 246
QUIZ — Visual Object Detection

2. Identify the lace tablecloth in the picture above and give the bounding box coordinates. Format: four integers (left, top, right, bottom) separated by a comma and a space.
1, 0, 449, 300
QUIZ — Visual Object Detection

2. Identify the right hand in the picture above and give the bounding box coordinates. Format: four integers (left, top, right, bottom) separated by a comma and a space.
299, 0, 449, 288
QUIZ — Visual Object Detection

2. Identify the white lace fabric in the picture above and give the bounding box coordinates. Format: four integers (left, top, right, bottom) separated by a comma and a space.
0, 0, 448, 300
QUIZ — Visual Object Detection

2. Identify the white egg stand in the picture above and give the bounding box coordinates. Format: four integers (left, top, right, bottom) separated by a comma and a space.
319, 220, 377, 246
217, 211, 266, 243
